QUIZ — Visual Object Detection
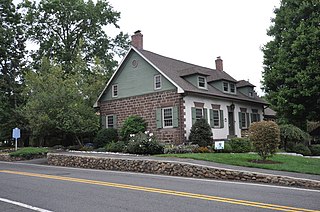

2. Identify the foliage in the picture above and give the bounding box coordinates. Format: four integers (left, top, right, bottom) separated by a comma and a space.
105, 141, 126, 153
126, 131, 163, 155
292, 143, 311, 156
94, 128, 118, 148
249, 121, 280, 161
192, 146, 211, 153
221, 142, 232, 153
164, 144, 198, 154
262, 0, 320, 129
228, 138, 252, 153
158, 153, 320, 175
279, 124, 311, 151
188, 119, 212, 147
309, 145, 320, 156
19, 0, 130, 72
9, 147, 48, 158
0, 0, 27, 142
22, 59, 100, 146
120, 115, 147, 141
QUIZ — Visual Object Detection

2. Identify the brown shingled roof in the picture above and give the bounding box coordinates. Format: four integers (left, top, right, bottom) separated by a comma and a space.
138, 49, 266, 104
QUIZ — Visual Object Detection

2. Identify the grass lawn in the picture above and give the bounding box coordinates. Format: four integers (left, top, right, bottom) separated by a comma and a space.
158, 153, 320, 175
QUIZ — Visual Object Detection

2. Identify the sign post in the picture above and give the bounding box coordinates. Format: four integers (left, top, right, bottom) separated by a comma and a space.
12, 128, 21, 151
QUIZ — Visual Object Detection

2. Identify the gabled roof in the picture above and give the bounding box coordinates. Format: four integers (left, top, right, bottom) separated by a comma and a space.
95, 47, 266, 107
237, 80, 255, 88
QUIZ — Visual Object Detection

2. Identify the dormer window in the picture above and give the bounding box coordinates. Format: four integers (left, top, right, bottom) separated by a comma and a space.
198, 76, 207, 89
249, 91, 253, 98
223, 81, 236, 94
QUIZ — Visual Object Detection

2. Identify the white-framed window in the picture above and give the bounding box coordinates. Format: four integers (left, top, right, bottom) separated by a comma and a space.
249, 91, 253, 98
154, 75, 162, 90
223, 82, 229, 92
162, 107, 173, 128
198, 76, 207, 89
230, 83, 236, 93
251, 109, 260, 123
212, 110, 220, 127
107, 115, 114, 128
195, 108, 203, 120
112, 84, 118, 97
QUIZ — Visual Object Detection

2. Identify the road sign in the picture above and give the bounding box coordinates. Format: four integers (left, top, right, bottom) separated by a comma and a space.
214, 141, 224, 150
12, 128, 21, 139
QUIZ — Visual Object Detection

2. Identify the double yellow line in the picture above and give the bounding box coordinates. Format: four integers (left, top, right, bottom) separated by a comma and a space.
0, 170, 318, 212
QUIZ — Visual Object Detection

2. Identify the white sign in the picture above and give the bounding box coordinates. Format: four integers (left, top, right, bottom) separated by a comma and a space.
214, 141, 224, 150
12, 128, 20, 139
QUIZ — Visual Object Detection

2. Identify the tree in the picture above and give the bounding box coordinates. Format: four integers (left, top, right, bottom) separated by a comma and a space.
262, 0, 320, 130
0, 0, 26, 142
249, 121, 280, 161
188, 119, 212, 147
20, 0, 129, 73
22, 58, 103, 146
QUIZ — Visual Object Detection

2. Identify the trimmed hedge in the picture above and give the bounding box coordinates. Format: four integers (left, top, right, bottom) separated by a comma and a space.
94, 128, 118, 148
9, 147, 48, 159
228, 138, 252, 153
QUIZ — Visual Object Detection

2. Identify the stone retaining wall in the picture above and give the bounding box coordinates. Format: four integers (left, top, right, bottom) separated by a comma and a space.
47, 153, 320, 190
0, 153, 45, 162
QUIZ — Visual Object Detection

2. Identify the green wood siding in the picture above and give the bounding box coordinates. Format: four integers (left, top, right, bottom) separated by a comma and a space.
101, 51, 175, 101
184, 75, 198, 87
209, 81, 223, 91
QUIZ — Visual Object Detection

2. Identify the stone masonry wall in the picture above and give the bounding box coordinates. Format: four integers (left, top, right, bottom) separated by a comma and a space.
48, 153, 320, 190
99, 90, 185, 144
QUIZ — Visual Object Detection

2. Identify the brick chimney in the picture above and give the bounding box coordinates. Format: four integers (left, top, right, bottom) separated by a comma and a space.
215, 56, 223, 71
131, 30, 143, 50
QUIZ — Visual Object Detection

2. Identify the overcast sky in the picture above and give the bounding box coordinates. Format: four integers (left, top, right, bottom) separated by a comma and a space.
108, 0, 281, 95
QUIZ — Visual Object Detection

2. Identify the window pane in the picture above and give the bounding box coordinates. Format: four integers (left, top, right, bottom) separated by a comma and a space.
230, 83, 235, 93
196, 108, 203, 119
107, 116, 114, 128
163, 108, 173, 127
241, 113, 246, 128
198, 77, 205, 88
155, 75, 161, 89
213, 110, 219, 126
223, 82, 228, 92
112, 85, 118, 97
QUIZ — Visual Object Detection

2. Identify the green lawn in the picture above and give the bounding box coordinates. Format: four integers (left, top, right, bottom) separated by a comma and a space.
158, 153, 320, 175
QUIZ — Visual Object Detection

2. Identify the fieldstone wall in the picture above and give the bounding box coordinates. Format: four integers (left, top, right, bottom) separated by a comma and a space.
0, 153, 46, 162
47, 153, 320, 190
99, 90, 185, 144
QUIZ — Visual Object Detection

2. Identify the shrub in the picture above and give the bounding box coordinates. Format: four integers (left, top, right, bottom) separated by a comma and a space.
188, 119, 212, 147
105, 141, 126, 153
67, 145, 81, 150
193, 146, 211, 153
279, 124, 311, 151
164, 144, 198, 154
120, 115, 147, 141
79, 146, 94, 151
249, 121, 280, 161
309, 145, 320, 156
9, 147, 48, 159
93, 128, 118, 148
292, 143, 311, 156
222, 142, 232, 153
126, 131, 163, 155
228, 138, 252, 153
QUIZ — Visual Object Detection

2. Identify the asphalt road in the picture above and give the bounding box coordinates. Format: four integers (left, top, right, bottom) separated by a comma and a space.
0, 161, 319, 212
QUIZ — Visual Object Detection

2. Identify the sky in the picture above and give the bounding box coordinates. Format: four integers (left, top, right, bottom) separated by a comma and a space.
107, 0, 281, 95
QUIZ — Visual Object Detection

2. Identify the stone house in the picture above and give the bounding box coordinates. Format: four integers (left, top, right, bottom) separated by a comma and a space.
94, 31, 267, 144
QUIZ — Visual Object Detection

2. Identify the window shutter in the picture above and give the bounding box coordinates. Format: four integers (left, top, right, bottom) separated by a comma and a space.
250, 113, 254, 123
209, 109, 214, 128
173, 106, 179, 128
101, 115, 106, 129
257, 114, 261, 122
220, 110, 224, 128
113, 115, 117, 129
203, 108, 208, 122
246, 113, 250, 128
191, 107, 196, 125
238, 112, 242, 129
156, 108, 162, 128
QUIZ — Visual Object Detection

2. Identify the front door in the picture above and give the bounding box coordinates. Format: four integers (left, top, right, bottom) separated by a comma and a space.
228, 111, 235, 137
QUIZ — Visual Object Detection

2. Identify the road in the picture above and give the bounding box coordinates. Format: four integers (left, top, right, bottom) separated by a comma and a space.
0, 161, 319, 212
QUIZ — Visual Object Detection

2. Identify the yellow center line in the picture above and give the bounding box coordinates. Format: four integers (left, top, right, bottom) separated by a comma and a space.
0, 170, 318, 212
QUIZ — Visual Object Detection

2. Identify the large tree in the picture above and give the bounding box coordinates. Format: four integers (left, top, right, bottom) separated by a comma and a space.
20, 0, 129, 73
0, 0, 26, 142
262, 0, 320, 129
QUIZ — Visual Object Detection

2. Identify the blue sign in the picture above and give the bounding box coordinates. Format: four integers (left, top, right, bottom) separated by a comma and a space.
12, 128, 21, 139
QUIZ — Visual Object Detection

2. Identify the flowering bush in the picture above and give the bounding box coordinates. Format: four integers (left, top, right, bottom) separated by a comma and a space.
164, 144, 199, 154
120, 115, 147, 141
126, 131, 164, 155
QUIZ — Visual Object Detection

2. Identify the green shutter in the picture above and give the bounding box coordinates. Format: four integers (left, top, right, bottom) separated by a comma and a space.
209, 109, 214, 128
173, 106, 179, 128
191, 107, 196, 125
246, 113, 250, 128
203, 108, 208, 122
220, 110, 224, 128
250, 113, 254, 123
238, 112, 242, 129
101, 115, 106, 129
113, 115, 117, 129
156, 108, 162, 128
257, 114, 261, 122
